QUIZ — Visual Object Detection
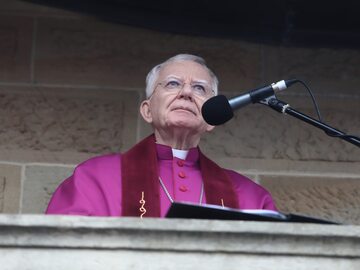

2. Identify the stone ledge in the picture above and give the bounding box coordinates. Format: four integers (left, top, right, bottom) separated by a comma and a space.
1, 215, 360, 269
0, 215, 359, 257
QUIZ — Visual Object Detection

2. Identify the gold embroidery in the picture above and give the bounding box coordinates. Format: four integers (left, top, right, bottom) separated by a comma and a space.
139, 191, 146, 218
221, 198, 225, 208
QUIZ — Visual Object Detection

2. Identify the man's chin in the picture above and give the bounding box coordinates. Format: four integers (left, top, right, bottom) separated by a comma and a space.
168, 120, 207, 132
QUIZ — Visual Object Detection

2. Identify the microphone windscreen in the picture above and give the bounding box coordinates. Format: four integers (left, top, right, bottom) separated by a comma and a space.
201, 95, 234, 125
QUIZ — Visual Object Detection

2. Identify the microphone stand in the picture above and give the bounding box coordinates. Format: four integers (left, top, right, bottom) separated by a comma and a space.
259, 97, 360, 148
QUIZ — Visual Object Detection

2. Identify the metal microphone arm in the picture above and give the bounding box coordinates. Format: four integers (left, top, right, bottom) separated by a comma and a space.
259, 97, 360, 148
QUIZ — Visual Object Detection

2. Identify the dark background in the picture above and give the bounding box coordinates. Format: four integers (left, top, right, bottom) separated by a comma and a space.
24, 0, 360, 48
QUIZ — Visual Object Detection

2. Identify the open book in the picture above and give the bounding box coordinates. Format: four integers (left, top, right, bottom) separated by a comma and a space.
166, 202, 338, 224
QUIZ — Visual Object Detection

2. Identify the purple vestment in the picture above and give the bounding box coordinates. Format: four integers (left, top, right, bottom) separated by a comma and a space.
46, 144, 276, 216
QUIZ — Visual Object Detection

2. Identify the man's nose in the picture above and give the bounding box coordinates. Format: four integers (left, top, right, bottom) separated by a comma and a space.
177, 83, 193, 99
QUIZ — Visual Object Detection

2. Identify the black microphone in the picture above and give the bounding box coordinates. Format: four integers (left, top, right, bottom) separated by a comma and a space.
201, 79, 297, 125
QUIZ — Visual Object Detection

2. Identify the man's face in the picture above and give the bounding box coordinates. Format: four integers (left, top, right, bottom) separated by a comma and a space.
141, 60, 215, 136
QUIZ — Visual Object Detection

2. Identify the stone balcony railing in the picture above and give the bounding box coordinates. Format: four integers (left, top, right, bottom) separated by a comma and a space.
1, 214, 360, 270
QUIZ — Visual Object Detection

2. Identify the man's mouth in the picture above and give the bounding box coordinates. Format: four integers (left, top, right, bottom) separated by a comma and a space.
172, 106, 196, 115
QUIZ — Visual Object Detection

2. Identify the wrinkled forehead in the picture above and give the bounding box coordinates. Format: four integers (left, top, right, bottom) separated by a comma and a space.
157, 60, 213, 83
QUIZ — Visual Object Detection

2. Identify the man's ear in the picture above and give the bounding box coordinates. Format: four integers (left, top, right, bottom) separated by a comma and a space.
140, 100, 153, 124
205, 124, 215, 132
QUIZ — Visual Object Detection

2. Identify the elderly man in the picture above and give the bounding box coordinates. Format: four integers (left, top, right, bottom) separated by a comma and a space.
46, 54, 276, 217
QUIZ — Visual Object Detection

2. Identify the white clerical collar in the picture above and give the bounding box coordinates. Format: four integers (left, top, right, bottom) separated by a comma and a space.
172, 148, 189, 160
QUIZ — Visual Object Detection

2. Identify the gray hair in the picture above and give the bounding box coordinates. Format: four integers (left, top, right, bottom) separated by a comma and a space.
145, 54, 219, 98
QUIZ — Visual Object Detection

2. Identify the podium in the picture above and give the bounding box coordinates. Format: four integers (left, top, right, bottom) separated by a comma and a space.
0, 214, 360, 269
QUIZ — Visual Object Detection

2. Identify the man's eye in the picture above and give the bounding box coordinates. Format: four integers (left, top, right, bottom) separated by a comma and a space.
193, 84, 206, 92
166, 80, 181, 88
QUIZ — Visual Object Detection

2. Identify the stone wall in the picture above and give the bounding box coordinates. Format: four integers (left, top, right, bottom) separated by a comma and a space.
0, 1, 359, 224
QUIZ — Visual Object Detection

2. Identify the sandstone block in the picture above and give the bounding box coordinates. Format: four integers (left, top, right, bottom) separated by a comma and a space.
0, 85, 139, 162
0, 163, 22, 213
22, 165, 74, 213
0, 15, 32, 82
201, 94, 359, 162
278, 47, 360, 81
35, 17, 260, 90
262, 45, 360, 96
258, 174, 360, 224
